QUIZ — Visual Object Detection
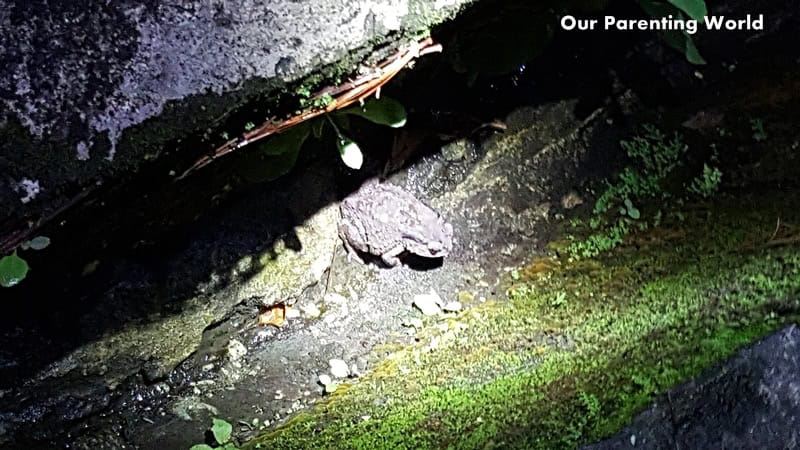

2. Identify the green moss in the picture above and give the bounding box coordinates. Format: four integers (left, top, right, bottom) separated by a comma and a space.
242, 188, 800, 450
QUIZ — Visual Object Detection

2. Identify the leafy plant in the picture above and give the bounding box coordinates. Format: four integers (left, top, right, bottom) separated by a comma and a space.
244, 96, 407, 181
550, 291, 568, 308
568, 123, 727, 258
750, 118, 767, 142
620, 198, 641, 220
637, 0, 707, 64
567, 126, 698, 258
190, 418, 238, 450
687, 163, 722, 198
0, 236, 50, 288
578, 391, 601, 421
593, 125, 687, 216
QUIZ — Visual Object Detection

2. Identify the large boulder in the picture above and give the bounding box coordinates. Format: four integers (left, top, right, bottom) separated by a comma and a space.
0, 0, 471, 240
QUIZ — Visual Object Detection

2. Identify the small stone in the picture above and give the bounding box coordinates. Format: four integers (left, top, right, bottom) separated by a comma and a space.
560, 190, 584, 210
413, 291, 443, 316
442, 301, 462, 312
318, 374, 332, 386
301, 303, 322, 318
329, 359, 350, 378
441, 140, 471, 161
285, 307, 301, 319
226, 339, 247, 362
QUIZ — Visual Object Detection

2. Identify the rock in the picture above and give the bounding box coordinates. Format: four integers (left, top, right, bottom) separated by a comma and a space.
560, 190, 584, 209
301, 303, 322, 318
329, 359, 350, 379
442, 301, 463, 312
0, 0, 473, 236
413, 290, 444, 316
318, 374, 332, 386
226, 339, 248, 362
583, 325, 800, 450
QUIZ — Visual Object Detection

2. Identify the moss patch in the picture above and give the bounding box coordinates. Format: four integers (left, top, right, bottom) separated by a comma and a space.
243, 185, 799, 450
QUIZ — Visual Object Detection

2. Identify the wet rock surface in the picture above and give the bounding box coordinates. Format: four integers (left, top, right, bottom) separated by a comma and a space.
583, 325, 800, 450
0, 76, 620, 450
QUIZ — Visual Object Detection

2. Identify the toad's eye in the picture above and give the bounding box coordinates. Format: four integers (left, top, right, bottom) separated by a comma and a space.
428, 242, 444, 253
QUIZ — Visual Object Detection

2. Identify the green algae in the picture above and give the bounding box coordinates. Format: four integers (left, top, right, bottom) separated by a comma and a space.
243, 187, 800, 450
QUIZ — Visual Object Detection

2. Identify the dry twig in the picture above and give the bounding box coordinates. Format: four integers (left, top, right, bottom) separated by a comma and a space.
177, 37, 442, 180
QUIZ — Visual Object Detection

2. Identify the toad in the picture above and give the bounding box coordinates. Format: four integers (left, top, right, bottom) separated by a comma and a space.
338, 180, 453, 267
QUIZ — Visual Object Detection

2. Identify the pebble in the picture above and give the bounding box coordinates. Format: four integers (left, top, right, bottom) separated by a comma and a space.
318, 374, 332, 386
329, 359, 350, 378
285, 307, 301, 319
413, 291, 443, 316
442, 301, 463, 312
226, 339, 248, 362
301, 303, 322, 318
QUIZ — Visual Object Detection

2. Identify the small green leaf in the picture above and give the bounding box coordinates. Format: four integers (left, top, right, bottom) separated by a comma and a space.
27, 236, 51, 251
222, 444, 239, 450
0, 253, 29, 288
337, 136, 363, 169
638, 0, 706, 64
660, 30, 706, 65
258, 123, 310, 156
627, 207, 641, 220
683, 34, 706, 65
211, 418, 233, 445
666, 0, 706, 21
189, 445, 214, 450
341, 97, 407, 128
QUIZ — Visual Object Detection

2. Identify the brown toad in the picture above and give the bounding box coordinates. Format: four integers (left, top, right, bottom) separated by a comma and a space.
338, 180, 453, 267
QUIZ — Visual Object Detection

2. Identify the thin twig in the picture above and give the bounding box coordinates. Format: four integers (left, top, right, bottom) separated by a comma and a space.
768, 217, 781, 242
176, 38, 442, 180
0, 186, 94, 254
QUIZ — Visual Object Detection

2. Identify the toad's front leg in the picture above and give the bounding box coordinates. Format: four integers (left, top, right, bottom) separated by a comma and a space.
338, 222, 367, 264
380, 244, 405, 267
